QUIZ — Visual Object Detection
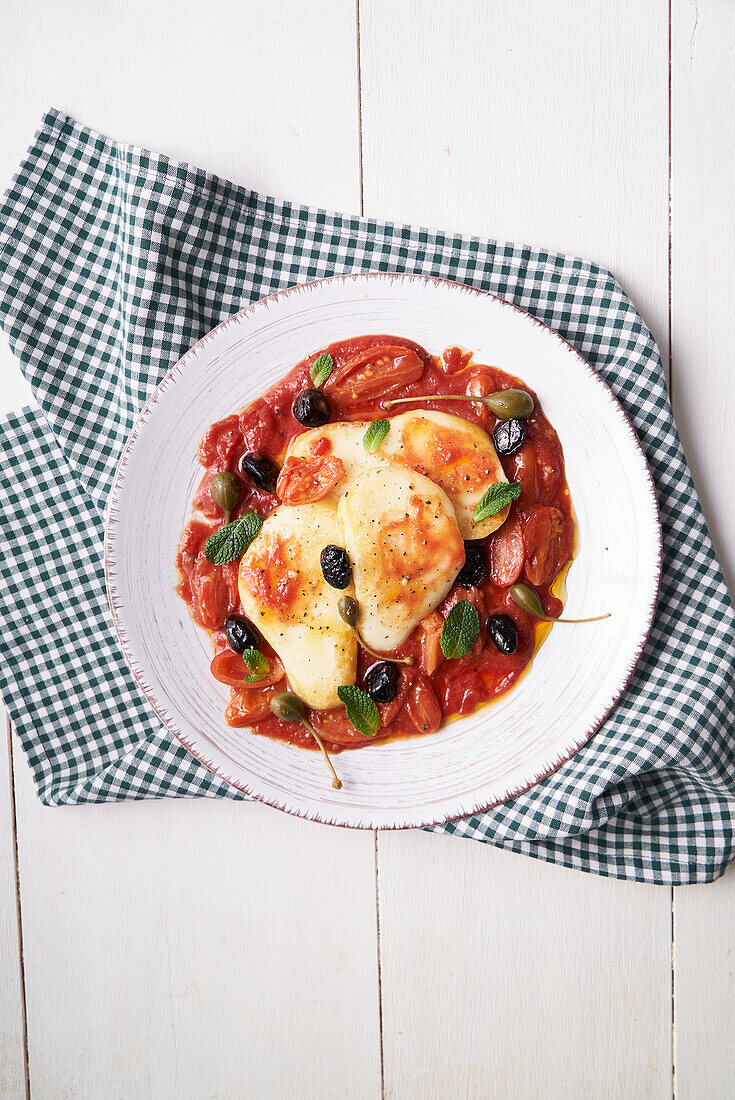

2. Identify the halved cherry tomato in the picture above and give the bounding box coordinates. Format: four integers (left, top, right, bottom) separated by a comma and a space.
324, 344, 424, 409
309, 708, 374, 747
465, 370, 493, 429
523, 506, 572, 586
440, 346, 472, 375
510, 443, 540, 508
488, 514, 525, 587
197, 414, 243, 468
210, 650, 285, 688
404, 674, 442, 734
276, 454, 345, 505
225, 685, 279, 725
378, 667, 416, 726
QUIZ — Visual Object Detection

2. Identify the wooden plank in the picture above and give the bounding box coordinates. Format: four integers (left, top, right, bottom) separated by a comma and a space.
0, 717, 27, 1099
12, 757, 380, 1099
0, 0, 361, 213
378, 832, 672, 1100
671, 3, 735, 1097
360, 0, 671, 372
674, 875, 735, 1099
1, 2, 381, 1097
360, 2, 674, 1096
670, 0, 735, 588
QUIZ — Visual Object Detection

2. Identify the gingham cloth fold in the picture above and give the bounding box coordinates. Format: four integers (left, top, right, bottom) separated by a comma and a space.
1, 110, 733, 883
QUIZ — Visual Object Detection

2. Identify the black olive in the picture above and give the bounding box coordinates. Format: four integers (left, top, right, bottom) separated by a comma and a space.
293, 389, 331, 428
493, 418, 526, 456
364, 661, 400, 703
224, 616, 261, 654
240, 453, 278, 493
320, 544, 353, 589
486, 614, 518, 655
456, 543, 487, 588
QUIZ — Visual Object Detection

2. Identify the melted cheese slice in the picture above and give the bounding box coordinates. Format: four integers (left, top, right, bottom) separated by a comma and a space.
287, 410, 508, 538
238, 502, 356, 709
339, 465, 464, 652
382, 410, 509, 539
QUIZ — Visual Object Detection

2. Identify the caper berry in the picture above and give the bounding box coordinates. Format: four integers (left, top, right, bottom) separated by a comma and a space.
210, 471, 241, 521
240, 453, 279, 493
321, 545, 353, 589
224, 616, 261, 654
293, 388, 331, 428
456, 543, 487, 588
338, 595, 359, 628
510, 582, 611, 624
510, 582, 546, 618
486, 614, 518, 654
484, 389, 534, 420
493, 418, 526, 456
270, 692, 305, 722
364, 661, 399, 703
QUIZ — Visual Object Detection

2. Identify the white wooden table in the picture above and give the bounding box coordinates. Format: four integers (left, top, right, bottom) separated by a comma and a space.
1, 2, 734, 1097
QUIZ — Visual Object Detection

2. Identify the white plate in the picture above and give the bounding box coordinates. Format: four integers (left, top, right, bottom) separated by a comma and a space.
105, 274, 661, 829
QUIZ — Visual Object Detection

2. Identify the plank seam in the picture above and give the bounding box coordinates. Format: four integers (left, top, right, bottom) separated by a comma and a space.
374, 831, 386, 1100
356, 0, 365, 217
7, 722, 31, 1100
669, 5, 676, 1096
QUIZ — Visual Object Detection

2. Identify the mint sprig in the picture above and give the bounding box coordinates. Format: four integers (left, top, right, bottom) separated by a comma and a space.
440, 600, 480, 659
337, 684, 381, 738
363, 419, 390, 453
204, 511, 263, 565
472, 481, 521, 525
309, 352, 334, 388
242, 648, 269, 682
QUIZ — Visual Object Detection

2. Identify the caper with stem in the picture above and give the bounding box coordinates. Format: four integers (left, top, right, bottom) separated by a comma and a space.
270, 691, 343, 790
510, 582, 611, 623
337, 596, 413, 666
382, 388, 534, 420
210, 471, 241, 525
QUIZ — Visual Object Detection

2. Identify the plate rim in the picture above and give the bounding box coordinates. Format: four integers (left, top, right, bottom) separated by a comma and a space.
104, 272, 663, 829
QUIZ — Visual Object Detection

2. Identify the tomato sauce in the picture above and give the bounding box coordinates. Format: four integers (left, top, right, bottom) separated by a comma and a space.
175, 335, 574, 753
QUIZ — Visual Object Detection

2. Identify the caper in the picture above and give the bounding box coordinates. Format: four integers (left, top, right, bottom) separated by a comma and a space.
382, 389, 534, 420
269, 692, 342, 789
210, 471, 241, 524
338, 595, 359, 628
337, 596, 413, 665
270, 691, 306, 722
510, 582, 611, 624
483, 389, 534, 420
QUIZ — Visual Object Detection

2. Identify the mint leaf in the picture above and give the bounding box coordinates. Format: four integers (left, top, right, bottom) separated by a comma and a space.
472, 481, 521, 525
363, 418, 390, 453
337, 684, 381, 738
440, 600, 480, 659
309, 352, 334, 388
204, 510, 263, 565
242, 648, 269, 682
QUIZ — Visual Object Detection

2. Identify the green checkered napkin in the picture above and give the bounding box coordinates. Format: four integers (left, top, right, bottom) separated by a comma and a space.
1, 110, 733, 884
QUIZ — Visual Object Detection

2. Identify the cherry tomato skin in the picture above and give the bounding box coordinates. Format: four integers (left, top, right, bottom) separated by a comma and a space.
404, 674, 442, 734
324, 344, 424, 409
487, 514, 525, 587
276, 454, 345, 504
523, 506, 573, 586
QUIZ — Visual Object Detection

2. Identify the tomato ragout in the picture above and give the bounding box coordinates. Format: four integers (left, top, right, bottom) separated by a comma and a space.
175, 335, 574, 753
